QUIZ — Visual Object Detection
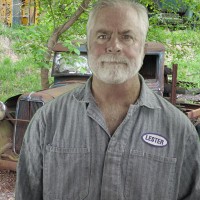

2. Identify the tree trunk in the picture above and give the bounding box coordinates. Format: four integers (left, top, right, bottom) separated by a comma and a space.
41, 68, 50, 89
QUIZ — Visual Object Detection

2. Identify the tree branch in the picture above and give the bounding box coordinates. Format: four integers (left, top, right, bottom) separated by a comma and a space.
47, 0, 91, 51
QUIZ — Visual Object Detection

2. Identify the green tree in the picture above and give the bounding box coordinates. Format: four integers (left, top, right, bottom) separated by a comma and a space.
37, 0, 94, 89
6, 0, 199, 88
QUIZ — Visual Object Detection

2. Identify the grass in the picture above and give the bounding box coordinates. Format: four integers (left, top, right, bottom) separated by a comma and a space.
0, 57, 41, 102
167, 30, 200, 88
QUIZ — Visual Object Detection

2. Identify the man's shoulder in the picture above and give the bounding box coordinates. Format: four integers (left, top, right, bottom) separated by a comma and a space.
38, 83, 86, 115
153, 92, 183, 114
146, 91, 199, 142
152, 91, 194, 127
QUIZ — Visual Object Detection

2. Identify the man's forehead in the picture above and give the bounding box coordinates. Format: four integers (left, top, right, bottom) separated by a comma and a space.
92, 7, 139, 28
95, 5, 138, 19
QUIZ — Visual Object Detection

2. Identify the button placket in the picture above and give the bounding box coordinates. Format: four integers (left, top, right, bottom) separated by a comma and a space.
100, 139, 124, 200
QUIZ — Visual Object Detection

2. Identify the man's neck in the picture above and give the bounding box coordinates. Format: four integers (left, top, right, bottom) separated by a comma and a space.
91, 75, 141, 106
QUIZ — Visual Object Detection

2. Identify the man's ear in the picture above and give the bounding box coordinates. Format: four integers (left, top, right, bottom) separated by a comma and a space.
144, 43, 148, 54
86, 43, 88, 52
86, 37, 89, 52
141, 43, 147, 60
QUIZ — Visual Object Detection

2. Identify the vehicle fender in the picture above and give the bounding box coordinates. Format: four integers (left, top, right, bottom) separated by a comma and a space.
0, 120, 13, 155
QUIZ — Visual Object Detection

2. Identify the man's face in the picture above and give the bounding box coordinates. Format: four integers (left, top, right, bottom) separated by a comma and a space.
87, 6, 145, 84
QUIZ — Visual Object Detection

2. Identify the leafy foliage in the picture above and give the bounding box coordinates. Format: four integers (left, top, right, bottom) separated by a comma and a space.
0, 56, 41, 102
39, 0, 95, 54
0, 0, 199, 101
141, 0, 200, 87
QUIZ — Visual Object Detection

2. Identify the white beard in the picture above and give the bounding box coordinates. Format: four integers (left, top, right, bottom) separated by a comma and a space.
88, 54, 143, 84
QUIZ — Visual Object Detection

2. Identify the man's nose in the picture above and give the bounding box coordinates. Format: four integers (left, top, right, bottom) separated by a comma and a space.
106, 37, 122, 54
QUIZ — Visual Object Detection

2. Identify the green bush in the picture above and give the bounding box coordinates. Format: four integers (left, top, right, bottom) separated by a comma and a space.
0, 56, 41, 102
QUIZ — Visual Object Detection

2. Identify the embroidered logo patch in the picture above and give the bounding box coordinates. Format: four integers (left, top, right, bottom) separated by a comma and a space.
142, 133, 168, 147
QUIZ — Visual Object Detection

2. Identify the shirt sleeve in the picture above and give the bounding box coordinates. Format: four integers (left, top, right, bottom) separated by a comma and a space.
15, 109, 45, 200
178, 125, 200, 200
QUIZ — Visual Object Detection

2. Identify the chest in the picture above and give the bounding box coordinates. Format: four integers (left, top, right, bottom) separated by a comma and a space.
100, 104, 129, 135
45, 113, 179, 200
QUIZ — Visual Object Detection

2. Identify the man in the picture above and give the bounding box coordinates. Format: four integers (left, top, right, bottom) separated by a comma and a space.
15, 0, 200, 199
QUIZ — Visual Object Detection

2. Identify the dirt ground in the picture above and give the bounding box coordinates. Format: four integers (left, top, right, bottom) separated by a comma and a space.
0, 170, 16, 200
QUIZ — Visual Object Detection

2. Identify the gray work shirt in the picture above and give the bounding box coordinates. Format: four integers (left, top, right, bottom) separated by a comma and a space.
15, 76, 200, 200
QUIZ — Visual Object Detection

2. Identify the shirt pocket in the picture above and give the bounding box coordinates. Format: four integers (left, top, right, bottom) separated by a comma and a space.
124, 150, 177, 200
44, 144, 90, 200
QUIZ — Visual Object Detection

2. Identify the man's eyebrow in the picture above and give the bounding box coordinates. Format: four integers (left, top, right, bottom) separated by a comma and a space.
95, 29, 111, 34
119, 30, 135, 35
95, 29, 136, 36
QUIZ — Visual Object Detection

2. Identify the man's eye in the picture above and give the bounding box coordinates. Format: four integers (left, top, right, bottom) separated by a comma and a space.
122, 35, 133, 40
98, 35, 108, 39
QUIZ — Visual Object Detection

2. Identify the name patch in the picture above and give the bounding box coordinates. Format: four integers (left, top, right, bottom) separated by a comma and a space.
142, 133, 168, 147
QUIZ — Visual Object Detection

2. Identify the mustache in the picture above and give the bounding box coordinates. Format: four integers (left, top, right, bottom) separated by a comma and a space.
98, 55, 129, 64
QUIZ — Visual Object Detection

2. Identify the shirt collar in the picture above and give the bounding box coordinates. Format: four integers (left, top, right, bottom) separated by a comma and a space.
73, 77, 95, 103
73, 75, 161, 109
137, 75, 161, 109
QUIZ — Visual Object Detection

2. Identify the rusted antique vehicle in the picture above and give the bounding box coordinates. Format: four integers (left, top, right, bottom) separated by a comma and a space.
0, 42, 200, 171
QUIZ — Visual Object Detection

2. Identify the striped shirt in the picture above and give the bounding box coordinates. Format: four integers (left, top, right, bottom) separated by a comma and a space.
15, 76, 200, 200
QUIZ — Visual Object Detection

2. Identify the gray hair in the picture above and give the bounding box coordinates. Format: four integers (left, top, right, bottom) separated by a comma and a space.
87, 0, 149, 43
